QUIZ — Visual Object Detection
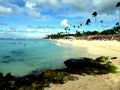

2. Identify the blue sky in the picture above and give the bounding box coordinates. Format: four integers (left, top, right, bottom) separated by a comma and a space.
0, 0, 119, 38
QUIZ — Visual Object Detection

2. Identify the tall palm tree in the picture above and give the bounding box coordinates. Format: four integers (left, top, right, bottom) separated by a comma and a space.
86, 19, 91, 31
92, 11, 98, 31
100, 20, 104, 30
116, 2, 120, 25
65, 27, 68, 35
86, 19, 91, 25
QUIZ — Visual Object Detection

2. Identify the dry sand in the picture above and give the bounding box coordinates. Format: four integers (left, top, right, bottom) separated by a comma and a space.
46, 39, 120, 90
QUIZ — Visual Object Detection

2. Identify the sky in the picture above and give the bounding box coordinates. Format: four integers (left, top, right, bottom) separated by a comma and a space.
0, 0, 119, 38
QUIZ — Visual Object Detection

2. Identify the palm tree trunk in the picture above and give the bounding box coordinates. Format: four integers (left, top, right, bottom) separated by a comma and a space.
119, 7, 120, 25
95, 17, 99, 31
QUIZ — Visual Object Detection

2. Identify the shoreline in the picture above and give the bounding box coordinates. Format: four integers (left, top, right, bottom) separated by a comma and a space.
0, 39, 120, 90
53, 39, 120, 58
47, 39, 120, 90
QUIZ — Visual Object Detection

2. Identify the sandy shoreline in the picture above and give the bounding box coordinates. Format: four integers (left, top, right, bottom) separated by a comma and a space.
54, 39, 120, 58
47, 39, 120, 90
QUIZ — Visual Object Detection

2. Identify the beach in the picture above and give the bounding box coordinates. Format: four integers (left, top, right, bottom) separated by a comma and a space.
47, 39, 120, 90
54, 39, 120, 58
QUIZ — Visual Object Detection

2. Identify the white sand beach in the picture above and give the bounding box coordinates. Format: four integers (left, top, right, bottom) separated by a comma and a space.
47, 39, 120, 90
54, 39, 120, 58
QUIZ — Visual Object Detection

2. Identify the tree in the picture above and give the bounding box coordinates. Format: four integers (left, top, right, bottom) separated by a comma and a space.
92, 11, 98, 31
85, 19, 91, 31
100, 20, 104, 30
116, 2, 120, 25
85, 19, 91, 25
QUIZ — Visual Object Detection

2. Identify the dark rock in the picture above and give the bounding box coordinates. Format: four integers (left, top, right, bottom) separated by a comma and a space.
64, 56, 118, 74
5, 72, 15, 80
0, 72, 3, 78
111, 57, 117, 59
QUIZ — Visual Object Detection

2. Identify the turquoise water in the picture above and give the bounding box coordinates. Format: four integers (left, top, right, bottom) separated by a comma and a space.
0, 39, 85, 77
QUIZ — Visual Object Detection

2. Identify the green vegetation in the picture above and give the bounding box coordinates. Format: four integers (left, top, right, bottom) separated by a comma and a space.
45, 27, 120, 39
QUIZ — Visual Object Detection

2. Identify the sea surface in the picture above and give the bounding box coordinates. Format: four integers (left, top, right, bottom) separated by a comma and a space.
0, 39, 86, 77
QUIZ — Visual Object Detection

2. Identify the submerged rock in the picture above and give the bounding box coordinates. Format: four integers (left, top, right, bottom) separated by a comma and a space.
10, 50, 24, 56
2, 55, 14, 63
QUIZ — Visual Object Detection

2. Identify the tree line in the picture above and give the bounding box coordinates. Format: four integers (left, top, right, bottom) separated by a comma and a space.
45, 2, 120, 39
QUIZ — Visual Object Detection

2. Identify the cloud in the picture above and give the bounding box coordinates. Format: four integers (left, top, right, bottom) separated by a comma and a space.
37, 26, 46, 29
25, 1, 36, 10
7, 27, 16, 32
25, 33, 47, 38
27, 10, 41, 19
62, 0, 90, 10
24, 28, 35, 32
92, 0, 119, 14
0, 5, 12, 15
25, 0, 60, 10
25, 1, 41, 19
37, 29, 49, 33
60, 19, 70, 28
47, 25, 56, 29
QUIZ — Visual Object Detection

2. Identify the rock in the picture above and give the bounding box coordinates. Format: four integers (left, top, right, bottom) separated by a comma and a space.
95, 56, 109, 63
5, 72, 15, 80
111, 57, 117, 59
63, 75, 79, 82
0, 72, 3, 78
64, 56, 118, 75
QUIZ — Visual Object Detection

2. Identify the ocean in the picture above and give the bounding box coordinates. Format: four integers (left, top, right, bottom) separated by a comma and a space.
0, 39, 86, 77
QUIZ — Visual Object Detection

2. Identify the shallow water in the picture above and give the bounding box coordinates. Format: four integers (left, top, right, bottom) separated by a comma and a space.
0, 39, 87, 77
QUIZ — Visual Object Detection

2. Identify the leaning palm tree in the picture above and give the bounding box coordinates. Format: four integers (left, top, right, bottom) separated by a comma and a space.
86, 19, 91, 31
86, 19, 91, 25
116, 2, 120, 25
92, 11, 98, 31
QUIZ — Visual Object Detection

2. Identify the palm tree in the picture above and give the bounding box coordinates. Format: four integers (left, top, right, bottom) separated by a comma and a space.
100, 20, 104, 30
92, 11, 98, 31
65, 27, 68, 35
86, 19, 91, 31
86, 19, 91, 25
80, 23, 83, 33
116, 2, 120, 25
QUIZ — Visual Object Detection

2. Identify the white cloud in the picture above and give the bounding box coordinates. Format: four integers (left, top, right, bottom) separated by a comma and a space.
0, 5, 12, 15
25, 1, 41, 19
25, 33, 46, 38
28, 10, 41, 19
25, 0, 60, 10
60, 19, 70, 28
25, 1, 36, 10
24, 28, 35, 32
37, 29, 49, 33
